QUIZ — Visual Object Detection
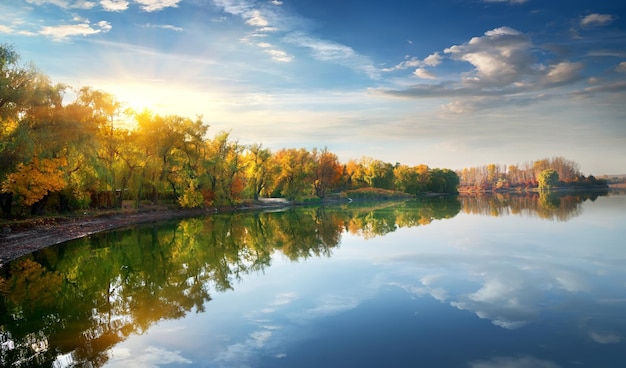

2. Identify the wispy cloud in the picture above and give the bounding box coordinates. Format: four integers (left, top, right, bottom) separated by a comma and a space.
40, 20, 112, 41
108, 346, 192, 367
482, 0, 528, 4
213, 0, 378, 75
284, 32, 380, 79
580, 13, 615, 27
589, 331, 622, 344
26, 0, 96, 9
142, 23, 184, 32
265, 48, 293, 62
470, 355, 560, 368
246, 9, 269, 27
382, 52, 442, 74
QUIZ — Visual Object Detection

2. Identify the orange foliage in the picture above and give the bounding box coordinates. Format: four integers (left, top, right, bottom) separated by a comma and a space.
2, 157, 67, 206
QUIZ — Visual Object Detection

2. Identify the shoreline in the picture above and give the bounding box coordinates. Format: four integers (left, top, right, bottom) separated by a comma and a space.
2, 187, 620, 266
0, 201, 291, 266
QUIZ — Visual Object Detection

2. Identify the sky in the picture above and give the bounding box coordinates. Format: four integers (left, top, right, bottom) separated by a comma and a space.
1, 0, 625, 175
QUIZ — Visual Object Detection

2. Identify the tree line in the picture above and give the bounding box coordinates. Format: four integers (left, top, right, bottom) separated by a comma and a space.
457, 156, 607, 192
0, 44, 459, 217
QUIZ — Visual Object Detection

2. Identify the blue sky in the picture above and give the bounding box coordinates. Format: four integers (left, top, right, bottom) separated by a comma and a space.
1, 0, 625, 174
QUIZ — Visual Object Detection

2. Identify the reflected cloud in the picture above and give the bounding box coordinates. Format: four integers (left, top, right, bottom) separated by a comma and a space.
108, 345, 192, 367
296, 295, 360, 321
249, 330, 272, 347
271, 292, 297, 306
469, 355, 560, 368
390, 252, 608, 331
589, 331, 621, 344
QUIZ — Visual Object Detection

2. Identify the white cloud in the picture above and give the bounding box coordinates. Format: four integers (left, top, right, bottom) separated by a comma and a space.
134, 0, 182, 12
40, 20, 112, 41
26, 0, 96, 9
615, 61, 626, 73
100, 0, 129, 11
423, 52, 442, 66
440, 100, 478, 114
0, 25, 13, 34
383, 52, 441, 72
378, 26, 595, 111
213, 0, 253, 16
246, 9, 269, 27
413, 67, 436, 80
213, 0, 378, 78
541, 61, 583, 86
581, 13, 614, 27
0, 23, 36, 36
271, 0, 282, 5
445, 26, 533, 87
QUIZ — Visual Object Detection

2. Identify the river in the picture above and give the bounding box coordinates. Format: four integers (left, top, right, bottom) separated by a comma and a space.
1, 191, 625, 367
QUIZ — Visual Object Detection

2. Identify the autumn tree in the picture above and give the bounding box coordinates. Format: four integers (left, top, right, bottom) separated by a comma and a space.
312, 147, 343, 198
244, 144, 276, 200
537, 169, 559, 191
2, 157, 67, 215
273, 148, 314, 200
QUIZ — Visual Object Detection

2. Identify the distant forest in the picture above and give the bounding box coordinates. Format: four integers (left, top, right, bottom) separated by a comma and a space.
457, 156, 608, 192
0, 44, 460, 217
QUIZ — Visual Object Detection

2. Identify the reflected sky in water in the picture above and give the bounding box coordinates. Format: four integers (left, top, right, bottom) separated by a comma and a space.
100, 194, 626, 368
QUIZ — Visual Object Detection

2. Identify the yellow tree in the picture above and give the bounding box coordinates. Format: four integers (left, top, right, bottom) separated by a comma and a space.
393, 164, 418, 193
273, 148, 314, 200
244, 143, 275, 200
2, 157, 67, 214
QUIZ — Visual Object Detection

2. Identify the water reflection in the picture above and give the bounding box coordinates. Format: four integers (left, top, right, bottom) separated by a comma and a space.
0, 192, 618, 367
0, 197, 460, 367
459, 190, 608, 221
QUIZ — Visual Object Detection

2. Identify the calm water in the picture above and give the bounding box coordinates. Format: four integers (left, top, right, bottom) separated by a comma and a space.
1, 192, 625, 367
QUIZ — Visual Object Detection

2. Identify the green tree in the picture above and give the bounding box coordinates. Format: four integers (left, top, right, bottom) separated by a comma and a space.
537, 169, 559, 191
428, 168, 459, 194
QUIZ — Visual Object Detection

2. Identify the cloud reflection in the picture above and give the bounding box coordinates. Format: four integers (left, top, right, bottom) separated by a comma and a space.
469, 355, 560, 368
107, 345, 192, 367
589, 331, 622, 344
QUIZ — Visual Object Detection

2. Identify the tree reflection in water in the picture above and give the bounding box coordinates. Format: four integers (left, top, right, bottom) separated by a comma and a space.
0, 192, 605, 366
458, 190, 608, 221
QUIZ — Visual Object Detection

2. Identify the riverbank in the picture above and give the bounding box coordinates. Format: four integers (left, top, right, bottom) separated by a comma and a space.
0, 188, 418, 265
0, 200, 292, 265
